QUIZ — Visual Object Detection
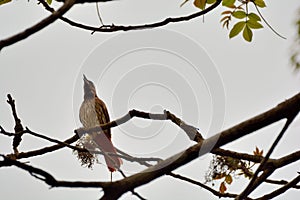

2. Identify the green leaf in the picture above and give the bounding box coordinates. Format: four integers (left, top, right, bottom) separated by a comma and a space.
207, 0, 216, 4
222, 0, 236, 8
232, 11, 246, 19
0, 0, 11, 6
194, 0, 206, 10
46, 0, 52, 4
247, 19, 263, 29
248, 13, 261, 21
254, 0, 266, 8
243, 25, 253, 42
229, 21, 245, 39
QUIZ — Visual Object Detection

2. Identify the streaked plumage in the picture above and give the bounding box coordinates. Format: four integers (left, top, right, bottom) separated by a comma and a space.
79, 75, 121, 172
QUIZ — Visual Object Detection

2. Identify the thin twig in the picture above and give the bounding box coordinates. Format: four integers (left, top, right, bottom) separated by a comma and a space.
6, 94, 24, 133
6, 94, 24, 153
12, 134, 79, 159
3, 127, 160, 166
96, 2, 104, 25
168, 172, 239, 198
0, 126, 14, 137
253, 3, 286, 39
0, 154, 110, 188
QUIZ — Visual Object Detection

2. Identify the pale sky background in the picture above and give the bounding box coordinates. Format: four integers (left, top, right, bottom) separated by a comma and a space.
0, 0, 300, 199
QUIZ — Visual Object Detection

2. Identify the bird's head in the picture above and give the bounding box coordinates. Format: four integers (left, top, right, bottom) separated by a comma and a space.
83, 75, 97, 99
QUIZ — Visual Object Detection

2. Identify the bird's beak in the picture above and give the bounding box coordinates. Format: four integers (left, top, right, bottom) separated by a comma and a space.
83, 74, 88, 82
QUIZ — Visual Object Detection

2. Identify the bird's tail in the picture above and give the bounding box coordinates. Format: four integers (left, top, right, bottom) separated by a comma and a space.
93, 133, 122, 172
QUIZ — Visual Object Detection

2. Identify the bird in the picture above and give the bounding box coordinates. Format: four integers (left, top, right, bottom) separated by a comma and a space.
79, 75, 122, 174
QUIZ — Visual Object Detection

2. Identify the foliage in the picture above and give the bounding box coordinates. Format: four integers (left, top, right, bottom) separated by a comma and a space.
180, 0, 266, 42
205, 147, 263, 194
221, 0, 264, 42
73, 136, 98, 169
291, 8, 300, 70
0, 0, 11, 6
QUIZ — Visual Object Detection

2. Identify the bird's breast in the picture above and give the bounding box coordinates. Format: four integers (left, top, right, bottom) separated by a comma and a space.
79, 99, 100, 128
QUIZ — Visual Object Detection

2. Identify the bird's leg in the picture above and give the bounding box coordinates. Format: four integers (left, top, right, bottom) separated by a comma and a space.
110, 172, 112, 182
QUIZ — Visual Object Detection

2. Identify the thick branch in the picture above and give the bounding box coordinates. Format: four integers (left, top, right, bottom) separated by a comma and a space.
98, 93, 300, 199
0, 0, 76, 51
236, 114, 297, 199
1, 93, 299, 199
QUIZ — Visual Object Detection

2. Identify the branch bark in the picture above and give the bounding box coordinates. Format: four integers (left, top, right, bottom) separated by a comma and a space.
99, 93, 300, 199
0, 0, 76, 51
1, 93, 299, 199
40, 0, 222, 33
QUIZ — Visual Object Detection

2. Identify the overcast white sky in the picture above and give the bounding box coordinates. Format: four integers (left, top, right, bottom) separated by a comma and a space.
0, 0, 300, 199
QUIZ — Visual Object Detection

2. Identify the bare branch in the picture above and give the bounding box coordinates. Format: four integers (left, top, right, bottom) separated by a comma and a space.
99, 93, 300, 199
1, 93, 299, 199
0, 126, 14, 137
0, 154, 110, 188
255, 173, 300, 200
3, 128, 160, 167
212, 148, 264, 163
274, 150, 300, 169
0, 0, 76, 51
12, 135, 79, 159
6, 94, 24, 153
236, 113, 298, 199
57, 0, 117, 3
39, 0, 222, 33
75, 109, 203, 143
265, 179, 300, 189
6, 94, 23, 133
168, 172, 239, 199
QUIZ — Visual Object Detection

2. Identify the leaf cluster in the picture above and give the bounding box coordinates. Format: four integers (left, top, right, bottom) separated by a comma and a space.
182, 0, 266, 42
205, 146, 263, 194
220, 0, 265, 42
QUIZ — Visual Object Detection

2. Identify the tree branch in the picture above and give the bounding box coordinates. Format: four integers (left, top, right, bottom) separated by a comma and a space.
99, 93, 300, 199
168, 172, 239, 199
0, 154, 110, 188
265, 179, 300, 189
75, 109, 203, 142
0, 0, 76, 51
236, 113, 298, 199
1, 93, 299, 199
6, 94, 24, 153
11, 135, 79, 159
255, 173, 300, 200
39, 0, 222, 33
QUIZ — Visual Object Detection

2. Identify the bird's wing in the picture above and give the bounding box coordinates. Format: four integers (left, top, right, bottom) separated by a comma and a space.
94, 96, 111, 139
